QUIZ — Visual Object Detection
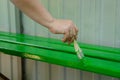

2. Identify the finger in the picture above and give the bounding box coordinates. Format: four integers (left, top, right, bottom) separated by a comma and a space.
73, 27, 77, 36
67, 28, 75, 44
68, 36, 74, 44
62, 31, 69, 42
66, 28, 73, 43
72, 26, 79, 40
65, 26, 77, 43
74, 35, 78, 40
71, 27, 77, 40
74, 25, 78, 35
63, 27, 74, 43
69, 27, 73, 37
67, 38, 72, 45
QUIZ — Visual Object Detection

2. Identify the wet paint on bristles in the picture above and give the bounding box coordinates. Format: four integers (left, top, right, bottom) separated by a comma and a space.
74, 40, 84, 59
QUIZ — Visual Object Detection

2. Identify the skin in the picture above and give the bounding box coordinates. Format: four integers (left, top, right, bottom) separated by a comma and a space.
11, 0, 78, 44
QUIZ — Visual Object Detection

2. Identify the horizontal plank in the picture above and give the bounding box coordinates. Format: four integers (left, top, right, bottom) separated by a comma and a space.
0, 31, 120, 78
0, 32, 120, 62
0, 41, 120, 78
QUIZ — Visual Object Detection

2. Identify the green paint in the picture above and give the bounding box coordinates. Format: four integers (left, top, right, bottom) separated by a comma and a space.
0, 31, 120, 62
0, 31, 120, 78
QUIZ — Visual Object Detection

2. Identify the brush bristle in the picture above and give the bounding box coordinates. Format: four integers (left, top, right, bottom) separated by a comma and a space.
74, 40, 84, 59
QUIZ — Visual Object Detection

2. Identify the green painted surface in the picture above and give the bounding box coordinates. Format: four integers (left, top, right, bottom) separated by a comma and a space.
0, 31, 120, 62
0, 31, 120, 78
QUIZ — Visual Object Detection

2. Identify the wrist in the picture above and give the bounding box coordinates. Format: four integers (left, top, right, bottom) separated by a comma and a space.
46, 18, 56, 29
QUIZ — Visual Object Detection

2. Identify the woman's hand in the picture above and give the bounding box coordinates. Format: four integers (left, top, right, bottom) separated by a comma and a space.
48, 19, 78, 44
11, 0, 78, 44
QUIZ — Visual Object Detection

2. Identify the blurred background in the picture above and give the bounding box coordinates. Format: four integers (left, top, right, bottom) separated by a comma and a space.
0, 0, 120, 80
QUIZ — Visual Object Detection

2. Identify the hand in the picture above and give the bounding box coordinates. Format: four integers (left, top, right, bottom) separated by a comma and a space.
48, 19, 78, 44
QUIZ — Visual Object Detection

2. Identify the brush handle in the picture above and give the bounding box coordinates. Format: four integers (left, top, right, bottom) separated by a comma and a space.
74, 40, 84, 59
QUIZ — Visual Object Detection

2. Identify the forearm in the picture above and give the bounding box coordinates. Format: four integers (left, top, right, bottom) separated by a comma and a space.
11, 0, 54, 29
11, 0, 78, 44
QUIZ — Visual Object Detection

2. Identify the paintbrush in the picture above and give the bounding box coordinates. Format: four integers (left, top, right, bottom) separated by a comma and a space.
74, 40, 84, 59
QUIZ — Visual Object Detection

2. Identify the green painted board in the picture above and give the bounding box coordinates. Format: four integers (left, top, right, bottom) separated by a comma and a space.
0, 31, 120, 62
0, 31, 120, 78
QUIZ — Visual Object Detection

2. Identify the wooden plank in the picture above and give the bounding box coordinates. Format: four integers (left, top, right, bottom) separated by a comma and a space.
0, 32, 120, 78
